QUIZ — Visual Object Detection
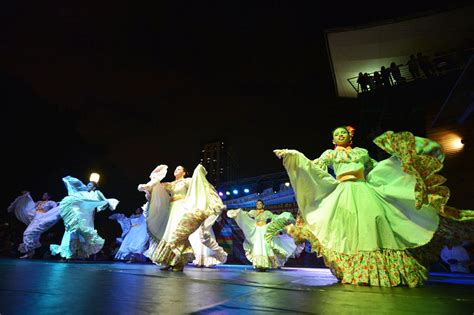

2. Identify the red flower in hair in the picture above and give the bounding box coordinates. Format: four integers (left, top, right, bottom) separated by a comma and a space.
346, 126, 356, 138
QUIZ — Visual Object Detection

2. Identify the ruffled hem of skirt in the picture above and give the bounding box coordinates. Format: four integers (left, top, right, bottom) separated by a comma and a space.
246, 253, 281, 269
192, 253, 227, 267
146, 238, 193, 267
290, 226, 427, 287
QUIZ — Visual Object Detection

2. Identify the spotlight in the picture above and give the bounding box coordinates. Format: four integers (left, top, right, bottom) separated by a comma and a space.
438, 133, 464, 153
218, 191, 224, 197
226, 191, 231, 196
244, 188, 250, 193
453, 138, 464, 149
232, 189, 239, 195
89, 173, 100, 184
284, 182, 290, 187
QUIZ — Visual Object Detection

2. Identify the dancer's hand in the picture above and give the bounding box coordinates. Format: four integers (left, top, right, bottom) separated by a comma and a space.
273, 149, 286, 159
285, 223, 295, 234
226, 209, 241, 218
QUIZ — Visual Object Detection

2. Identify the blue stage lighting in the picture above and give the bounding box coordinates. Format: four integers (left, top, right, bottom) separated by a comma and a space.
244, 188, 250, 193
232, 189, 238, 195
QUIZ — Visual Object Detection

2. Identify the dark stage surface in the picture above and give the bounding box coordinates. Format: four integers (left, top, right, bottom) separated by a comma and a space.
0, 259, 473, 314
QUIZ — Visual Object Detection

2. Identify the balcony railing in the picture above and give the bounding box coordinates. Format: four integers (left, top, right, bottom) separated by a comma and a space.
347, 48, 473, 94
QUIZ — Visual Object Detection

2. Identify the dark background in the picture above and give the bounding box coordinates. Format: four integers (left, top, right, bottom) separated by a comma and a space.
1, 1, 468, 213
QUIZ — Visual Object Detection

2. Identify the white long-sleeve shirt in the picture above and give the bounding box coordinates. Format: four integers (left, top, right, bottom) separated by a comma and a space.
440, 245, 470, 273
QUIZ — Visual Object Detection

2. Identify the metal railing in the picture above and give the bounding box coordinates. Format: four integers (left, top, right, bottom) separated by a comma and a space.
347, 48, 473, 94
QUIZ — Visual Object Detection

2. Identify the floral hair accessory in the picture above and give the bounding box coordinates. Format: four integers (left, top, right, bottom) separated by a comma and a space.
346, 126, 355, 138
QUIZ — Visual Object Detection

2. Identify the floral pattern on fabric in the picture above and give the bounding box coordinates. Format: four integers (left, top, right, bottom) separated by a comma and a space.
171, 210, 209, 245
374, 131, 474, 221
146, 236, 193, 267
288, 225, 427, 288
457, 209, 474, 221
264, 212, 296, 258
439, 206, 474, 222
168, 209, 227, 265
374, 131, 450, 212
246, 255, 280, 269
264, 213, 291, 242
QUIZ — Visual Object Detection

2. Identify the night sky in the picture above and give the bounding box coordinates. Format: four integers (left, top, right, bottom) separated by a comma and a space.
1, 1, 468, 212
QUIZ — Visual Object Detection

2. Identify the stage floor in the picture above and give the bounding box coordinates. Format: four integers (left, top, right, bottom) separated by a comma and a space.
0, 259, 473, 314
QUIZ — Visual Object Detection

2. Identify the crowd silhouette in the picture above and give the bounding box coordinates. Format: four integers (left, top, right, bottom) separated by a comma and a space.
354, 48, 472, 93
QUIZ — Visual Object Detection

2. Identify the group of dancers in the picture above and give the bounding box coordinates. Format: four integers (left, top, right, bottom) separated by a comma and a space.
7, 126, 474, 287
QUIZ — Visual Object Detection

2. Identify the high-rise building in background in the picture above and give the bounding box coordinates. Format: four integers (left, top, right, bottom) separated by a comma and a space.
200, 140, 237, 185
